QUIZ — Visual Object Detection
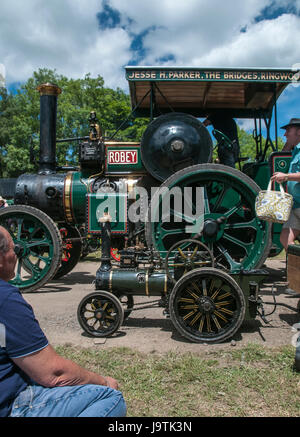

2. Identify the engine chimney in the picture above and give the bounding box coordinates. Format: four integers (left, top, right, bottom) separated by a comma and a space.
37, 83, 62, 174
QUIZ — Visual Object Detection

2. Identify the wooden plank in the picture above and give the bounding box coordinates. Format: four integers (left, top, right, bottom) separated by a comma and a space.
246, 91, 274, 109
287, 253, 300, 293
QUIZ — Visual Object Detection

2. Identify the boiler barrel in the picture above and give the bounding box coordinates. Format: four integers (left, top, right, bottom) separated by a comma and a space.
14, 170, 93, 224
14, 173, 66, 221
96, 268, 171, 296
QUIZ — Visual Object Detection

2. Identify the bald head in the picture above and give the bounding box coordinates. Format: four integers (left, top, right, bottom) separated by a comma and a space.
0, 226, 17, 282
0, 226, 10, 254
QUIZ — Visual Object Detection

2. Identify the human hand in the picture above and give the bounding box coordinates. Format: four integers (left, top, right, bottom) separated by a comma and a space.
270, 172, 288, 183
104, 376, 119, 390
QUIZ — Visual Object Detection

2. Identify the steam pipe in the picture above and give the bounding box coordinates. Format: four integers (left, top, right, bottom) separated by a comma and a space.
97, 212, 112, 274
37, 83, 62, 174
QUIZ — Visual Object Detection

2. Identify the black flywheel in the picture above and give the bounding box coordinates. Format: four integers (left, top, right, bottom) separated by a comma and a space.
141, 112, 213, 181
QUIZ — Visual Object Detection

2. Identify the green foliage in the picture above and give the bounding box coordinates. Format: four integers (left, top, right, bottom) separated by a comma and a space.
238, 125, 285, 162
0, 68, 149, 177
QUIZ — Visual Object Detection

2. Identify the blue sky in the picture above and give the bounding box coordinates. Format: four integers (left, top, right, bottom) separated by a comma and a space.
0, 0, 299, 141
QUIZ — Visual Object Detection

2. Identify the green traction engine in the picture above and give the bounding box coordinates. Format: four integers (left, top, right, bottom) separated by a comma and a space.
1, 66, 296, 343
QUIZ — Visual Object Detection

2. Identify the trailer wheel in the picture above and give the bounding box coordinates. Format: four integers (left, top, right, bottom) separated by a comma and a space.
169, 267, 245, 343
77, 291, 124, 337
0, 205, 62, 293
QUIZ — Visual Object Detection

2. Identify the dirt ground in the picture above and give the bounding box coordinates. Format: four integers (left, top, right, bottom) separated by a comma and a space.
23, 257, 300, 354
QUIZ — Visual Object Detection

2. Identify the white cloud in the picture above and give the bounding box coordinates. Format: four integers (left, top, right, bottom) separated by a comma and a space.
0, 0, 131, 88
111, 0, 271, 62
0, 0, 299, 93
190, 14, 300, 68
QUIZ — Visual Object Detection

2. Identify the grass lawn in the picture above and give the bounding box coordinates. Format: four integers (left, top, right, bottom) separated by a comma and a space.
56, 343, 300, 417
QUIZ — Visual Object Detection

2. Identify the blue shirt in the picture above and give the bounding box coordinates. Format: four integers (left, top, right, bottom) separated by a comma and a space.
287, 144, 300, 209
0, 280, 48, 416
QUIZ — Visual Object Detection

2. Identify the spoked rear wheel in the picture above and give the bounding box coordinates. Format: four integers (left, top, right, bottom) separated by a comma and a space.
169, 267, 245, 343
77, 291, 124, 337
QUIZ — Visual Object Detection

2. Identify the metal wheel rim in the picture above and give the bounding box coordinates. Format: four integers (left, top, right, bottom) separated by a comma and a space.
169, 267, 245, 343
77, 291, 124, 337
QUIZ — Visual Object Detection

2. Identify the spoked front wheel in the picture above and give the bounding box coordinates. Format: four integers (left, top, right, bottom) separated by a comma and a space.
77, 291, 124, 337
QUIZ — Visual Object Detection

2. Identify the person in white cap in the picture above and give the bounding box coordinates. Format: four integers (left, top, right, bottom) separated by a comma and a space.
271, 118, 300, 249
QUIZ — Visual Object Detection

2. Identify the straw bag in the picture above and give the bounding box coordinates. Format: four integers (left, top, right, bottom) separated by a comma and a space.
255, 180, 293, 223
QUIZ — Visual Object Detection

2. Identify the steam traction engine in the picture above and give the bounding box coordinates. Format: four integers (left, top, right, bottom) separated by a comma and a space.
1, 66, 296, 343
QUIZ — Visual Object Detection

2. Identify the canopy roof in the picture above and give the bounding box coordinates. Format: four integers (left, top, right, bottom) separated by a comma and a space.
125, 66, 298, 119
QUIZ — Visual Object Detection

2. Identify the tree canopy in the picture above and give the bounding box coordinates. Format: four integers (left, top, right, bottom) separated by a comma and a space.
0, 68, 149, 177
0, 68, 285, 177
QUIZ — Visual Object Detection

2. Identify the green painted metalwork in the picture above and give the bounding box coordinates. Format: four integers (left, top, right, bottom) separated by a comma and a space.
69, 171, 90, 224
146, 164, 271, 272
87, 192, 128, 234
243, 162, 271, 190
272, 155, 292, 177
267, 152, 293, 256
108, 269, 169, 296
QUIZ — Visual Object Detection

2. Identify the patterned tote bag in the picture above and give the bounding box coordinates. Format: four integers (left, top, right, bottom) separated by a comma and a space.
255, 180, 293, 223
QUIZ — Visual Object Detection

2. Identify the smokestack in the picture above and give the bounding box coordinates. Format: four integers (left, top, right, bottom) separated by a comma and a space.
37, 83, 62, 174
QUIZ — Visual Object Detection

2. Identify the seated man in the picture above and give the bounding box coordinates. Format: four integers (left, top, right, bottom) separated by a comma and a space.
0, 226, 126, 417
203, 112, 240, 168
